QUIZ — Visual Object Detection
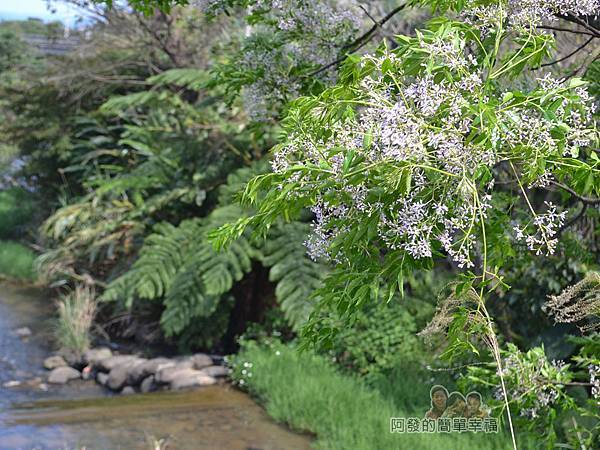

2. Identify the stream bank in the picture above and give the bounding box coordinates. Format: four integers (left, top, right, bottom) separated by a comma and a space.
0, 283, 312, 449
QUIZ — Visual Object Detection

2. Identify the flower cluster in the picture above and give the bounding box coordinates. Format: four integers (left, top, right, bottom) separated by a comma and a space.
251, 0, 360, 69
275, 50, 496, 264
202, 0, 361, 120
305, 200, 349, 261
236, 360, 254, 386
272, 37, 595, 266
498, 75, 595, 163
513, 202, 567, 256
494, 345, 570, 420
508, 0, 600, 29
464, 0, 600, 34
239, 43, 303, 121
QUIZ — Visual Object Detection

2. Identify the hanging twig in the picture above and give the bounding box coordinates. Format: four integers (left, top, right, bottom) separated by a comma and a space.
307, 3, 408, 77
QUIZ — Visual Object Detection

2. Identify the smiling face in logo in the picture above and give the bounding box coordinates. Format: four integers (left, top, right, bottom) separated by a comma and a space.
467, 395, 480, 413
432, 389, 448, 410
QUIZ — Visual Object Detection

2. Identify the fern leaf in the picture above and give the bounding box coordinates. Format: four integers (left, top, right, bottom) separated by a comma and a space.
262, 222, 325, 330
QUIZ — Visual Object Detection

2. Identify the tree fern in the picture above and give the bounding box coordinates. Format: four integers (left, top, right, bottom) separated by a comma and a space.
100, 69, 209, 113
148, 68, 209, 90
262, 222, 324, 330
102, 221, 189, 305
102, 204, 261, 336
103, 161, 325, 338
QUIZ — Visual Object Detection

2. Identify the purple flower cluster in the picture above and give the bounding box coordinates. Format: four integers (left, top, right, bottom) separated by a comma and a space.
508, 0, 600, 29
500, 348, 567, 420
513, 201, 567, 256
270, 35, 595, 266
216, 0, 360, 120
464, 0, 600, 33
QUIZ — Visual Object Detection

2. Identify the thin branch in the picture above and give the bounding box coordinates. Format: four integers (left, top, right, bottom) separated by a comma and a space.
344, 3, 408, 51
135, 15, 181, 67
563, 50, 600, 79
537, 36, 595, 68
538, 25, 598, 37
557, 14, 600, 38
358, 5, 378, 26
307, 3, 408, 77
550, 181, 600, 205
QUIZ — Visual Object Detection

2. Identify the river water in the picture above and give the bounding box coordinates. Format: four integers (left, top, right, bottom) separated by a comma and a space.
0, 284, 312, 450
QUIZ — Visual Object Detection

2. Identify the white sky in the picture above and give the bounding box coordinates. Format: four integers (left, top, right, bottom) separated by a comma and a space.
0, 0, 78, 23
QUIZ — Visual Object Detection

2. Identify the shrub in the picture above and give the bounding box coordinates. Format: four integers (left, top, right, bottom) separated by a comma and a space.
0, 188, 35, 239
322, 297, 431, 382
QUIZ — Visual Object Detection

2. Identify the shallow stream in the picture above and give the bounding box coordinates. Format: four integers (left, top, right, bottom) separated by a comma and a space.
0, 284, 312, 450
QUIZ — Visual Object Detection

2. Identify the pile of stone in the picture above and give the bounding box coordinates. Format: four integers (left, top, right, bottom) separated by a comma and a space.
43, 347, 230, 394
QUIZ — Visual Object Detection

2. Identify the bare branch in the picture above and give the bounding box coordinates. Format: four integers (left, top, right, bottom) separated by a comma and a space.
537, 36, 595, 68
538, 25, 598, 37
307, 3, 408, 77
557, 14, 600, 38
550, 181, 600, 205
358, 5, 378, 26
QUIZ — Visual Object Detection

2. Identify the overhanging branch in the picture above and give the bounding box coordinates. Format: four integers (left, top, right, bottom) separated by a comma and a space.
550, 181, 600, 205
307, 3, 408, 77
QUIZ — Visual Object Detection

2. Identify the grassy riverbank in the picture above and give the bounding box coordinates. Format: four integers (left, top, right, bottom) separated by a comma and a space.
0, 187, 37, 281
230, 340, 521, 450
0, 240, 36, 281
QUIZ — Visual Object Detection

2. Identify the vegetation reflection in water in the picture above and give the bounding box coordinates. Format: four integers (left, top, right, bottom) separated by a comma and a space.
2, 387, 312, 450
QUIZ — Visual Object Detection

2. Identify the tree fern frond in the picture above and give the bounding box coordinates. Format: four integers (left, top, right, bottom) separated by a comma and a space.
100, 91, 182, 114
102, 203, 262, 335
262, 222, 325, 330
148, 68, 210, 90
101, 220, 199, 305
161, 258, 220, 336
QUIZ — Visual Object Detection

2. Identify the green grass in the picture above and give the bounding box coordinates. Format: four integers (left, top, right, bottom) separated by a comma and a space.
0, 240, 36, 280
231, 340, 520, 450
0, 187, 35, 239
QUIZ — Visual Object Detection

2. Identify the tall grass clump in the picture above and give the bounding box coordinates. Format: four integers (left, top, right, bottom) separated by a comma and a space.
230, 339, 519, 450
0, 240, 36, 280
55, 284, 97, 353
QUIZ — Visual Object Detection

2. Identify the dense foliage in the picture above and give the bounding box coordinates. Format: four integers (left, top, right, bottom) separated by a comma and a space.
1, 1, 599, 448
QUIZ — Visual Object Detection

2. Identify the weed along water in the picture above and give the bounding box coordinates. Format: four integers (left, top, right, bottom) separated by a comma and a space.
0, 284, 312, 449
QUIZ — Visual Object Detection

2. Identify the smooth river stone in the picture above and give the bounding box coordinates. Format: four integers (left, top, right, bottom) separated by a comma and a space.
43, 355, 68, 370
170, 371, 217, 390
83, 347, 113, 366
48, 366, 81, 384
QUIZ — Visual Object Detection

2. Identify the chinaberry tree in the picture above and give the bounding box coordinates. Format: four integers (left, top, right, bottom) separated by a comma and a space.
73, 0, 600, 446
203, 1, 600, 447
